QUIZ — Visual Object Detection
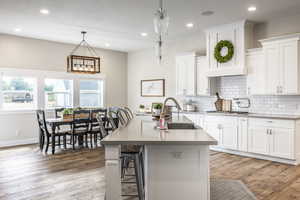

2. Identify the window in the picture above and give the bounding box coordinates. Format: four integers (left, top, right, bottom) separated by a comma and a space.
79, 80, 103, 107
45, 79, 73, 108
1, 76, 37, 110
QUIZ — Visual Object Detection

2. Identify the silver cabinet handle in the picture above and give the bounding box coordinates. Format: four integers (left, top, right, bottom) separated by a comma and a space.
248, 87, 251, 95
267, 129, 269, 135
270, 129, 272, 135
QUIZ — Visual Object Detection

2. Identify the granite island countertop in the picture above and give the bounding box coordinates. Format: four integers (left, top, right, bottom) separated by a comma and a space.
101, 116, 217, 145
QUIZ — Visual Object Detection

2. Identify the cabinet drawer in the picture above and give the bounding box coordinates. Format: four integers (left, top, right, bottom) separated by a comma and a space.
248, 118, 295, 129
205, 115, 237, 126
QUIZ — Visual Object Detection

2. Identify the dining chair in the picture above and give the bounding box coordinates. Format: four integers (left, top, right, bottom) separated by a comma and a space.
108, 110, 119, 129
55, 108, 64, 118
117, 108, 131, 126
54, 107, 67, 146
107, 111, 118, 132
124, 107, 134, 120
70, 109, 90, 150
36, 110, 68, 154
89, 108, 107, 148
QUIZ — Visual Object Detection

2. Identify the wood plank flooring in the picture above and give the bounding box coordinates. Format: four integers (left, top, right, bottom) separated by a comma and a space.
1, 145, 300, 200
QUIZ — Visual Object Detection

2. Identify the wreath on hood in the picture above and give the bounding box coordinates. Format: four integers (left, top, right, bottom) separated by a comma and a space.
214, 40, 234, 63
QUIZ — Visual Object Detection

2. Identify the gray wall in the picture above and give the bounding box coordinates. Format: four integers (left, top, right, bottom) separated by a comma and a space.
0, 34, 128, 146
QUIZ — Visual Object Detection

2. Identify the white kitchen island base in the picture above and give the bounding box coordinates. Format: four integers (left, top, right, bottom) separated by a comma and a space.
144, 145, 210, 200
102, 116, 217, 200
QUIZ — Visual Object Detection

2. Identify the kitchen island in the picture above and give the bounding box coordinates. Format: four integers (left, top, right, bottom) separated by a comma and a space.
101, 116, 217, 200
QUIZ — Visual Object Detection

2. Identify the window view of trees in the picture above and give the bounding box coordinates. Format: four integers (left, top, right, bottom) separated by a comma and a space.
80, 80, 103, 107
1, 77, 36, 109
44, 79, 73, 108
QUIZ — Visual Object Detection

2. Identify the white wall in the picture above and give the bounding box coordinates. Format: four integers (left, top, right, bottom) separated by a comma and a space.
0, 34, 127, 147
128, 32, 206, 110
127, 13, 300, 111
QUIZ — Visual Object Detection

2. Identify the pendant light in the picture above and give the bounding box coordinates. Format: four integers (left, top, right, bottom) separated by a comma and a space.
67, 31, 100, 74
154, 0, 169, 64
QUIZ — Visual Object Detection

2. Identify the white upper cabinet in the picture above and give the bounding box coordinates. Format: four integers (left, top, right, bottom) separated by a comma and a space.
176, 53, 197, 96
196, 56, 216, 96
260, 34, 300, 95
205, 20, 254, 77
246, 48, 266, 95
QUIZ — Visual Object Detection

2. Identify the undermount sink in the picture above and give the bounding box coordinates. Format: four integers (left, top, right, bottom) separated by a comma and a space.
167, 122, 196, 129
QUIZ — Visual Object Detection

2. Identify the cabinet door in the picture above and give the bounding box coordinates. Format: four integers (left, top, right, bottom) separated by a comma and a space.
204, 123, 220, 146
269, 128, 294, 159
248, 126, 269, 155
185, 55, 196, 96
264, 44, 281, 94
246, 51, 266, 95
238, 118, 248, 152
220, 124, 238, 150
280, 41, 299, 94
176, 56, 186, 96
176, 54, 196, 96
197, 56, 210, 96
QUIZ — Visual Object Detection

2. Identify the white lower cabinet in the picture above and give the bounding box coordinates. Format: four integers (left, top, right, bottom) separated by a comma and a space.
248, 126, 269, 155
248, 118, 295, 160
269, 128, 294, 159
204, 122, 220, 146
220, 123, 238, 150
204, 116, 238, 150
202, 115, 299, 164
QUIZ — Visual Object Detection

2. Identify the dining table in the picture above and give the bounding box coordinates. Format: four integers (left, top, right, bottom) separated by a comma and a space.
45, 117, 109, 154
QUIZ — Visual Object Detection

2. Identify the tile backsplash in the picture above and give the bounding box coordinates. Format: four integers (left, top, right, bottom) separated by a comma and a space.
185, 76, 300, 115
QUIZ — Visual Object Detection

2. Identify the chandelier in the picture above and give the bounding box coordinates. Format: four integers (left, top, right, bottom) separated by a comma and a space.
154, 0, 169, 64
67, 31, 100, 74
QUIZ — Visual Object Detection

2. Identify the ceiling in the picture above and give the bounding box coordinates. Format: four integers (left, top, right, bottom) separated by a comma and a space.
0, 0, 300, 52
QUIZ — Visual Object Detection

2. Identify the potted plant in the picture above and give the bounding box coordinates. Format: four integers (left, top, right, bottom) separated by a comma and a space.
152, 103, 162, 116
139, 104, 145, 112
62, 108, 74, 120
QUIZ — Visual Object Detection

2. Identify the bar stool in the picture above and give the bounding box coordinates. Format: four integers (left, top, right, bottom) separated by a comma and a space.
107, 109, 144, 200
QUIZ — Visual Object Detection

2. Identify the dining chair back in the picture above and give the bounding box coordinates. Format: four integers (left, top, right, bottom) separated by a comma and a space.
96, 114, 109, 139
55, 108, 64, 118
36, 110, 50, 137
117, 108, 130, 126
124, 107, 134, 119
89, 109, 108, 145
71, 110, 91, 149
107, 110, 118, 131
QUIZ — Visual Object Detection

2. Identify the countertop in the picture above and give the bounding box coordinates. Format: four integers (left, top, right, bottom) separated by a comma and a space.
136, 110, 300, 120
101, 116, 217, 145
181, 111, 300, 120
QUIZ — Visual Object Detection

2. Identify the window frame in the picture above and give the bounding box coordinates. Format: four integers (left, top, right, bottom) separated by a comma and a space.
0, 68, 106, 113
44, 78, 74, 109
0, 75, 38, 111
79, 79, 104, 108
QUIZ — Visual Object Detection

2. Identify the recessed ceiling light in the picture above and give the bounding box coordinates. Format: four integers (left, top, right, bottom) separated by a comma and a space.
248, 6, 257, 12
40, 9, 50, 15
186, 23, 194, 28
105, 43, 110, 47
141, 32, 148, 37
201, 10, 214, 16
14, 28, 22, 32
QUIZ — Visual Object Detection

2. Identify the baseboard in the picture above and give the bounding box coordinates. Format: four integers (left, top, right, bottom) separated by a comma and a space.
210, 147, 298, 165
0, 138, 38, 148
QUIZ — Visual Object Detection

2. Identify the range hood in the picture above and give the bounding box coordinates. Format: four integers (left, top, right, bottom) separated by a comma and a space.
205, 20, 254, 77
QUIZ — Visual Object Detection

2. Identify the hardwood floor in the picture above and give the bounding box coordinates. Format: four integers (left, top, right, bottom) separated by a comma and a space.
1, 145, 300, 200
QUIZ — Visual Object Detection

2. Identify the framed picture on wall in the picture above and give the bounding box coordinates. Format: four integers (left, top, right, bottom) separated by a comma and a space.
141, 79, 165, 97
